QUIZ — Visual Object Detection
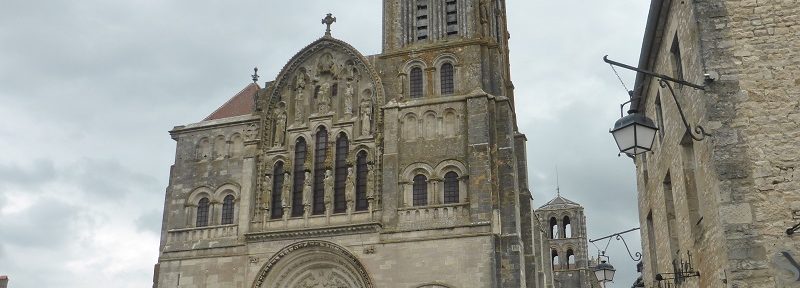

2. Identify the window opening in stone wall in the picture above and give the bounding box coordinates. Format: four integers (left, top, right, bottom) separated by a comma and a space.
443, 171, 459, 204
271, 162, 285, 219
221, 194, 235, 225
292, 138, 307, 217
549, 217, 558, 239
445, 0, 458, 35
655, 93, 665, 142
334, 134, 348, 213
681, 136, 703, 241
196, 197, 210, 227
551, 250, 559, 270
413, 174, 428, 206
567, 249, 575, 269
663, 173, 679, 256
410, 67, 423, 99
563, 216, 571, 238
356, 150, 369, 211
313, 127, 328, 215
646, 211, 659, 275
440, 63, 454, 95
416, 1, 429, 40
670, 34, 684, 82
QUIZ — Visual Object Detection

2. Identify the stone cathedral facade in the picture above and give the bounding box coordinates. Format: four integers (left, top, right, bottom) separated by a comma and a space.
154, 1, 556, 287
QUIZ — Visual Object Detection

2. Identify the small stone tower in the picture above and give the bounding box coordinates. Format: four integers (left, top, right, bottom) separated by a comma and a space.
536, 194, 593, 288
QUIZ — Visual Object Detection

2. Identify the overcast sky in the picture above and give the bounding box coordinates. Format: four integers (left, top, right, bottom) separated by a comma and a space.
0, 1, 649, 287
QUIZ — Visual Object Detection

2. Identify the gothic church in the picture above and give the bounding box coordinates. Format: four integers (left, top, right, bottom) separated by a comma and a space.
154, 1, 564, 287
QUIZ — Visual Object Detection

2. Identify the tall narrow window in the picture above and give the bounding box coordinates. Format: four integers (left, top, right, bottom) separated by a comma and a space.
416, 1, 429, 40
655, 93, 664, 141
445, 0, 458, 35
221, 195, 235, 225
292, 138, 307, 217
271, 162, 285, 219
356, 151, 369, 211
410, 67, 423, 99
550, 217, 558, 239
313, 127, 328, 215
552, 250, 559, 270
670, 34, 684, 81
412, 174, 428, 206
196, 197, 210, 227
663, 173, 679, 256
567, 249, 576, 269
334, 134, 348, 213
563, 216, 572, 238
440, 63, 454, 95
443, 171, 459, 204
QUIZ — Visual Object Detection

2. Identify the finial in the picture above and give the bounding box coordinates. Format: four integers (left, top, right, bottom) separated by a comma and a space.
322, 13, 337, 37
251, 67, 259, 83
556, 165, 561, 197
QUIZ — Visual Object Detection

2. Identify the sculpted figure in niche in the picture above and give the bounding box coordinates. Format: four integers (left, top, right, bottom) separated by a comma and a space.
302, 171, 313, 209
397, 73, 406, 102
345, 166, 355, 211
366, 166, 374, 199
273, 102, 287, 147
479, 0, 491, 39
316, 82, 332, 113
324, 169, 334, 212
261, 175, 272, 210
244, 123, 258, 141
281, 172, 292, 208
343, 81, 354, 116
294, 70, 309, 123
359, 96, 372, 136
317, 53, 335, 75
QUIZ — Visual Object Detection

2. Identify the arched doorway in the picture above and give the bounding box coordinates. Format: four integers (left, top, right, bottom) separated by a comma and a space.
252, 240, 373, 288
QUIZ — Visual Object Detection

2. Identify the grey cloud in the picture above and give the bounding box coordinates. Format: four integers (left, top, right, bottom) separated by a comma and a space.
135, 209, 164, 235
0, 198, 80, 248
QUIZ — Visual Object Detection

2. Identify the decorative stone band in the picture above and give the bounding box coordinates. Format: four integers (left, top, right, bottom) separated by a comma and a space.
244, 222, 381, 242
252, 239, 374, 288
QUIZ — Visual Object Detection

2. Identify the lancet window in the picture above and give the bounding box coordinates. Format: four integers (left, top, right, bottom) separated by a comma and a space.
196, 197, 210, 227
355, 150, 369, 211
410, 67, 423, 99
221, 195, 235, 225
271, 162, 285, 219
440, 63, 454, 95
334, 134, 348, 213
292, 138, 307, 217
413, 174, 428, 206
443, 171, 459, 204
313, 127, 328, 215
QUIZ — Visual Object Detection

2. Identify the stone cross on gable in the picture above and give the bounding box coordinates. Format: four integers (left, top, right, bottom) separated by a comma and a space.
322, 13, 336, 36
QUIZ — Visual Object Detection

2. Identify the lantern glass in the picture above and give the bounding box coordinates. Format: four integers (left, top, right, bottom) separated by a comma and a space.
610, 113, 658, 155
594, 261, 616, 283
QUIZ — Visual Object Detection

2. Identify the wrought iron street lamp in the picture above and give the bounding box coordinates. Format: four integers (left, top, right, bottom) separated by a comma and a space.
594, 256, 616, 287
602, 56, 710, 156
589, 228, 643, 288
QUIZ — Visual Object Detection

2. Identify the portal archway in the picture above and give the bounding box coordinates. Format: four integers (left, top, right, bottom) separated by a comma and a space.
252, 240, 373, 288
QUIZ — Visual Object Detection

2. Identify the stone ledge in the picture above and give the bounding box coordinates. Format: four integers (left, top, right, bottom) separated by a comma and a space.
245, 222, 382, 242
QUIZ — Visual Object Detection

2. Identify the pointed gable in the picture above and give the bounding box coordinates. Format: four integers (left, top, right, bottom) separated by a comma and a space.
538, 195, 582, 210
204, 83, 260, 121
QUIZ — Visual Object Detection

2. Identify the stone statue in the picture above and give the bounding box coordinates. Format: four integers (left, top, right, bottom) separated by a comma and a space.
343, 81, 354, 115
366, 167, 374, 199
295, 71, 308, 123
317, 82, 331, 113
360, 97, 372, 135
345, 166, 355, 209
397, 73, 406, 101
479, 0, 490, 39
281, 173, 291, 208
244, 123, 258, 141
302, 171, 313, 207
261, 175, 272, 210
323, 169, 334, 211
273, 103, 287, 147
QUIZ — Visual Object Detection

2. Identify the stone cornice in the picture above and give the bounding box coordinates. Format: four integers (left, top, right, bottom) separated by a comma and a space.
170, 114, 260, 136
378, 39, 498, 59
245, 222, 382, 242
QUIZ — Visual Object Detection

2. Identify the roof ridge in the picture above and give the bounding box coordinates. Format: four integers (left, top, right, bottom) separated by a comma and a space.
203, 82, 260, 121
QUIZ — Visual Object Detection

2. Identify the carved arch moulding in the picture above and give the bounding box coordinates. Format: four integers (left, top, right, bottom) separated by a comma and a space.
251, 240, 374, 288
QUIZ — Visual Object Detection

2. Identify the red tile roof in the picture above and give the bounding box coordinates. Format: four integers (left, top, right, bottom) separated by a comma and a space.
204, 83, 260, 121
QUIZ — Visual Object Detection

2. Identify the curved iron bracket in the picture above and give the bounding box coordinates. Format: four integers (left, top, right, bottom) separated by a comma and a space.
658, 80, 711, 141
589, 227, 643, 262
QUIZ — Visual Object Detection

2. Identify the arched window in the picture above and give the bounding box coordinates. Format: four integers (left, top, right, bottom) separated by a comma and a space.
292, 138, 307, 217
551, 249, 559, 270
334, 134, 348, 213
410, 67, 423, 99
563, 216, 572, 238
313, 127, 328, 215
567, 249, 576, 269
196, 197, 210, 227
413, 174, 428, 206
271, 162, 285, 219
550, 217, 558, 239
221, 194, 235, 225
440, 63, 454, 95
356, 150, 369, 211
443, 171, 459, 204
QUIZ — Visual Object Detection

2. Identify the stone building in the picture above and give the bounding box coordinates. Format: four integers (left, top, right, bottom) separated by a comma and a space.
153, 1, 555, 287
627, 0, 800, 287
536, 194, 594, 288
